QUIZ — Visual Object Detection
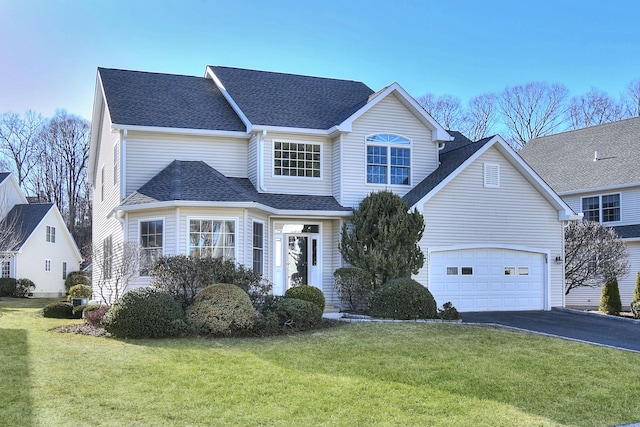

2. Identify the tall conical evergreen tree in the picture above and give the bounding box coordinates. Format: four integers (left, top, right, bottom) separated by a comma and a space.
633, 272, 640, 303
340, 190, 425, 286
599, 276, 622, 315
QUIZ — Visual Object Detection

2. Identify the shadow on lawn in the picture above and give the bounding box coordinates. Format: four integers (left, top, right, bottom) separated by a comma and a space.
0, 328, 33, 426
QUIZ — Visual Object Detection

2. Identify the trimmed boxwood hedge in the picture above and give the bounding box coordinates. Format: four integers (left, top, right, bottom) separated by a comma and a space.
272, 298, 323, 331
284, 285, 325, 311
371, 277, 437, 320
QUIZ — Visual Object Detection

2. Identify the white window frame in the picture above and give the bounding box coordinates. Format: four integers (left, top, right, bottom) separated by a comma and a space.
62, 261, 67, 280
272, 139, 323, 179
252, 220, 265, 275
1, 258, 11, 278
580, 193, 621, 223
365, 134, 412, 186
186, 217, 238, 261
484, 163, 500, 188
46, 225, 56, 243
139, 218, 165, 276
45, 259, 51, 272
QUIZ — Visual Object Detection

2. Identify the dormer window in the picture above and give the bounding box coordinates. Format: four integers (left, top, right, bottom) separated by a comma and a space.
366, 134, 411, 185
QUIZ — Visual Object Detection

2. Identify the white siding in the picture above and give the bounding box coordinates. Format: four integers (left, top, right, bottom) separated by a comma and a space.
261, 133, 333, 196
340, 94, 438, 207
248, 134, 258, 189
563, 185, 640, 226
15, 209, 81, 297
125, 133, 249, 196
420, 147, 566, 308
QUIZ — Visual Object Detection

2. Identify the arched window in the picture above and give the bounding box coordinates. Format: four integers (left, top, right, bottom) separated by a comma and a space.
366, 134, 411, 185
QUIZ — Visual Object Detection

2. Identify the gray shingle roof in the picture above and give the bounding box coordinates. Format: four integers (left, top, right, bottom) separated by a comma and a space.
98, 68, 246, 131
403, 134, 492, 207
0, 172, 10, 184
613, 224, 640, 239
519, 117, 640, 193
207, 66, 374, 129
122, 161, 350, 213
0, 204, 52, 251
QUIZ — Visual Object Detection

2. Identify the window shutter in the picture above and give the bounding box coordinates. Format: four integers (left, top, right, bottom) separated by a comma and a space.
484, 163, 500, 188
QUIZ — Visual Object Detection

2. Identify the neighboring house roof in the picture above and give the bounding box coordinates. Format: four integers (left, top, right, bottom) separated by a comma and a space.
613, 224, 640, 240
0, 172, 10, 184
0, 204, 52, 251
207, 66, 375, 130
519, 117, 640, 194
121, 161, 351, 213
403, 134, 493, 207
98, 68, 246, 131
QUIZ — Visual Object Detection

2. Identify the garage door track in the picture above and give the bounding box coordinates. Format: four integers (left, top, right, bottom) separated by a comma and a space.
461, 308, 640, 352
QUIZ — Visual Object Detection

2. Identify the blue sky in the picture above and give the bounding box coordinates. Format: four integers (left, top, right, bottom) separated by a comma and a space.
1, 0, 639, 120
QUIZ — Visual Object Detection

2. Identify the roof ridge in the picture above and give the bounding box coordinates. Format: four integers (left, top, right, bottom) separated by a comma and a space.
530, 116, 640, 142
208, 65, 367, 85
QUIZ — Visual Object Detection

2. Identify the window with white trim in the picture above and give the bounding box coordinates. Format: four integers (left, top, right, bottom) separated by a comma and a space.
46, 226, 55, 243
366, 134, 411, 185
45, 259, 51, 272
2, 259, 10, 278
189, 219, 235, 260
252, 221, 264, 274
274, 141, 321, 177
140, 220, 163, 275
484, 163, 500, 188
62, 262, 67, 280
103, 235, 112, 280
581, 194, 620, 223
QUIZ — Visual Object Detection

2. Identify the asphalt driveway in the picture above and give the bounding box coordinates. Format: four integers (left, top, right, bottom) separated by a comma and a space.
461, 308, 640, 352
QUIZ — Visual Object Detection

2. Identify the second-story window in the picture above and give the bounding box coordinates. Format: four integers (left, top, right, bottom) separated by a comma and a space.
274, 141, 321, 177
581, 194, 620, 223
46, 226, 56, 243
366, 134, 411, 185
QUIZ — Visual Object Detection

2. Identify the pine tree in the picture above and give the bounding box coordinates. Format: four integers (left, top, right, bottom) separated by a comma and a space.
599, 276, 622, 315
339, 190, 425, 286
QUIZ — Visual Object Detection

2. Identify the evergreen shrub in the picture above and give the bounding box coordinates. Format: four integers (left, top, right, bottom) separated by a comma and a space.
371, 277, 437, 320
438, 302, 460, 320
284, 285, 325, 311
272, 298, 323, 331
67, 284, 92, 302
633, 272, 640, 303
631, 300, 640, 319
599, 277, 622, 315
187, 284, 262, 337
333, 267, 374, 312
0, 278, 17, 297
42, 301, 75, 318
14, 278, 35, 297
64, 271, 90, 291
102, 287, 187, 338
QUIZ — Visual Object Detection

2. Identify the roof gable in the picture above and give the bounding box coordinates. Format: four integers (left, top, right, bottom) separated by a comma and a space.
0, 204, 52, 251
206, 66, 374, 130
519, 117, 640, 193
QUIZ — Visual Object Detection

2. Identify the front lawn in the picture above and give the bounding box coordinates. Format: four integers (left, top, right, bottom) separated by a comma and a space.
1, 297, 639, 426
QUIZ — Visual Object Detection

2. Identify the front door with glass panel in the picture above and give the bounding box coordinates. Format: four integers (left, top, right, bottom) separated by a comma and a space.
273, 224, 320, 295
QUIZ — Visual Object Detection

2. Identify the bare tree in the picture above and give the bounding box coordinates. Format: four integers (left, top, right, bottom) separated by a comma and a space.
499, 81, 569, 149
417, 93, 466, 131
463, 93, 498, 141
92, 241, 143, 305
566, 88, 624, 129
0, 111, 44, 189
564, 221, 629, 295
622, 79, 640, 117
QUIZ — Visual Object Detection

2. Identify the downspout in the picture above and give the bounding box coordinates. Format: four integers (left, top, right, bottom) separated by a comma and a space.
561, 220, 567, 308
258, 130, 268, 192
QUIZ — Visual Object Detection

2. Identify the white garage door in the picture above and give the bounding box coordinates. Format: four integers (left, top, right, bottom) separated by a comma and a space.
429, 249, 545, 312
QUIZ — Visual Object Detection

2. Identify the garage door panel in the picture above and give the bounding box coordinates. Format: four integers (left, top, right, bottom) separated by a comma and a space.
430, 249, 545, 312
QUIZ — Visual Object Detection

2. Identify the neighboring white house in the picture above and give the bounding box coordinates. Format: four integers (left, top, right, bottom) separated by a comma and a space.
89, 66, 577, 311
520, 117, 640, 308
0, 173, 82, 297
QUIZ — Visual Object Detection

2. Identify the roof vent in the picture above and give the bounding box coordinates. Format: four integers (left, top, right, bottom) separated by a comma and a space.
593, 151, 599, 162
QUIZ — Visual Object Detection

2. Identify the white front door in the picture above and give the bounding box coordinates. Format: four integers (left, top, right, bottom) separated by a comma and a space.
273, 224, 321, 295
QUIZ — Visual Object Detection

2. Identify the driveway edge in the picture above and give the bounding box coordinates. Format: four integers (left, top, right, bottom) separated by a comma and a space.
553, 307, 640, 324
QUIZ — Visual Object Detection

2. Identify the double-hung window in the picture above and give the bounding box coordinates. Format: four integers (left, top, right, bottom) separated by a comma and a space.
366, 134, 411, 185
140, 220, 163, 275
189, 219, 235, 260
46, 226, 55, 243
581, 194, 620, 223
252, 221, 264, 274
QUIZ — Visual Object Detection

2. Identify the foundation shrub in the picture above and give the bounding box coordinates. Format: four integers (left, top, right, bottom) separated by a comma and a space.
371, 277, 437, 320
84, 305, 110, 326
0, 278, 17, 297
438, 302, 460, 320
187, 284, 262, 337
42, 301, 75, 319
64, 271, 91, 291
14, 278, 35, 297
333, 267, 374, 312
271, 298, 323, 331
102, 287, 187, 338
67, 284, 92, 302
284, 285, 325, 311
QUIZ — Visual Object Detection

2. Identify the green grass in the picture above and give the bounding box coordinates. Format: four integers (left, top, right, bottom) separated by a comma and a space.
1, 297, 639, 426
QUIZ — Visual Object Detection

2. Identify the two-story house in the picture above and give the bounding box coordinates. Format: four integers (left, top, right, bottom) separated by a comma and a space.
89, 66, 577, 311
0, 173, 82, 297
520, 117, 640, 308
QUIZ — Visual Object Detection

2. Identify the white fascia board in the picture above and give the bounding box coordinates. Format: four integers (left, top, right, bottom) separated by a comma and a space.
116, 200, 352, 218
20, 205, 83, 261
251, 124, 339, 137
205, 66, 252, 132
4, 175, 28, 204
88, 72, 108, 186
491, 136, 578, 221
558, 182, 640, 196
337, 82, 453, 142
110, 124, 248, 139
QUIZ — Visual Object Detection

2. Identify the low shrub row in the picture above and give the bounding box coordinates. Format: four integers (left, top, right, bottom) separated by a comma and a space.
0, 278, 36, 297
